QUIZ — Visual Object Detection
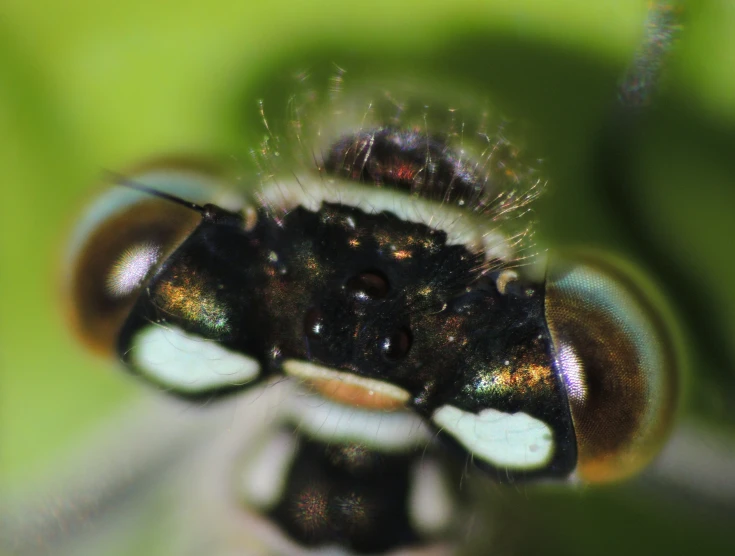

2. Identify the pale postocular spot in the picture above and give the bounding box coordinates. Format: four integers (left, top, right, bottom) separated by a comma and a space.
240, 430, 299, 510
132, 325, 260, 393
408, 459, 454, 536
433, 405, 554, 470
106, 242, 161, 296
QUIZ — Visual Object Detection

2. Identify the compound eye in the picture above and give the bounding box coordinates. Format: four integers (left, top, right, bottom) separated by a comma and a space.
544, 252, 680, 483
65, 163, 241, 356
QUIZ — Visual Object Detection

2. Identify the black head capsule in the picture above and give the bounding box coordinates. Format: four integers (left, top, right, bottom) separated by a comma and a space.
67, 129, 678, 486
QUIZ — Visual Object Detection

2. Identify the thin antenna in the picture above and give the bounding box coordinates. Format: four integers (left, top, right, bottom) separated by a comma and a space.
599, 2, 735, 403
618, 1, 684, 109
104, 170, 206, 214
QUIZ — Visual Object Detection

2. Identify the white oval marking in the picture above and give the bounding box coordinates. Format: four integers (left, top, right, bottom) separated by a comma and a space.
132, 326, 260, 393
433, 405, 554, 469
408, 459, 454, 535
240, 431, 299, 510
285, 385, 431, 451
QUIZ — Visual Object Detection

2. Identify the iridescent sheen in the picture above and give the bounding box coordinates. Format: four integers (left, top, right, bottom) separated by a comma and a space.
546, 253, 678, 482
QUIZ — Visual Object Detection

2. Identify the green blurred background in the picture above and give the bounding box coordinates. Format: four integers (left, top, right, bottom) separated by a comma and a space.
2, 0, 734, 554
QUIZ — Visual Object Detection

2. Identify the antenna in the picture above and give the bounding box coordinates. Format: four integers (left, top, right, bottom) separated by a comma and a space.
105, 170, 206, 214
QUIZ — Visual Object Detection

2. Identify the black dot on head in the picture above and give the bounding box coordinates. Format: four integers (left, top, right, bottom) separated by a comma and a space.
346, 271, 390, 301
381, 328, 412, 361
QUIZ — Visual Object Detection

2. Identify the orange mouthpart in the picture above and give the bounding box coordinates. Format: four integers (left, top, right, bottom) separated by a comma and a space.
306, 378, 407, 411
283, 360, 411, 412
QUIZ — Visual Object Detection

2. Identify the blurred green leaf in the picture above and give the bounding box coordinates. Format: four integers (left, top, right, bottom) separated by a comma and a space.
1, 0, 734, 554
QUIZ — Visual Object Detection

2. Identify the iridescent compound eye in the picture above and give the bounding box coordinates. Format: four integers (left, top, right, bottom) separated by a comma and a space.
544, 253, 679, 483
